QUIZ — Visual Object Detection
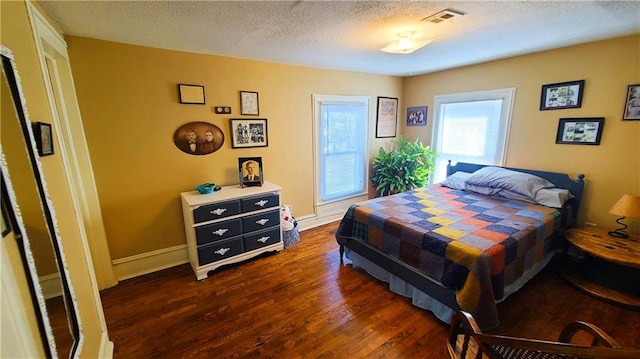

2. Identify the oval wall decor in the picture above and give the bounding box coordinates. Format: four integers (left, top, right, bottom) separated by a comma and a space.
174, 121, 224, 155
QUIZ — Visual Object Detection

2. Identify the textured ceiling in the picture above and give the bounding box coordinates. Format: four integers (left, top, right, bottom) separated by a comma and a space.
38, 1, 640, 77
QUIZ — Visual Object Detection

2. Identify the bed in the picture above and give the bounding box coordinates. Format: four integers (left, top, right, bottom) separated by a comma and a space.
336, 162, 585, 329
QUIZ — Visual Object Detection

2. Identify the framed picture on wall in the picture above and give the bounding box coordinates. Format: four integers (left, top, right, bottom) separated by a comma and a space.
230, 118, 268, 148
406, 106, 427, 126
622, 84, 640, 120
240, 91, 259, 115
178, 84, 205, 104
32, 122, 54, 156
555, 117, 604, 145
375, 96, 398, 138
540, 80, 585, 110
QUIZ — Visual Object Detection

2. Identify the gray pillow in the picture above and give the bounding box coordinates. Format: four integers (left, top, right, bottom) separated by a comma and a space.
465, 166, 554, 200
440, 171, 471, 190
534, 188, 574, 208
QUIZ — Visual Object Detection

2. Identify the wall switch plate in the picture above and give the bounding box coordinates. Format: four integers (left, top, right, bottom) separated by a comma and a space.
214, 106, 231, 114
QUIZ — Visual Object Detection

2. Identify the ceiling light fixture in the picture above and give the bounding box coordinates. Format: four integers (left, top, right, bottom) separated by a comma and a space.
380, 31, 433, 54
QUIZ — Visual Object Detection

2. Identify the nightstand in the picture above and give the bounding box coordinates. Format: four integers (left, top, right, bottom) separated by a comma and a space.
562, 227, 640, 309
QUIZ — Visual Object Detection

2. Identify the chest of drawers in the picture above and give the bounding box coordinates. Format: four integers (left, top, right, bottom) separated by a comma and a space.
181, 182, 283, 280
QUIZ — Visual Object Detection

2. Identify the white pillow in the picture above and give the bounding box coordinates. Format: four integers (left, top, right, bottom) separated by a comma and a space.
440, 171, 471, 190
465, 166, 554, 200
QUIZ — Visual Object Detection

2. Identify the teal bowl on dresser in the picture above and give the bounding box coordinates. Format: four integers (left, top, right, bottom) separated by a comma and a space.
195, 183, 216, 194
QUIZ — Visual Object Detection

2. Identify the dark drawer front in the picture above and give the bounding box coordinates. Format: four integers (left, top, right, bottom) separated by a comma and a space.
240, 194, 279, 213
244, 227, 281, 252
243, 209, 280, 233
198, 237, 243, 266
193, 200, 240, 223
195, 218, 242, 245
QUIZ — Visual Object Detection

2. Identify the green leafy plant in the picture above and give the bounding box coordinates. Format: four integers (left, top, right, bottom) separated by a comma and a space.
371, 136, 437, 196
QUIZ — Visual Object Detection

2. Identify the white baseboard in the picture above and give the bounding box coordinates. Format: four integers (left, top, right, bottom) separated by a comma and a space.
39, 272, 63, 300
297, 213, 343, 232
98, 332, 114, 358
297, 197, 361, 232
112, 244, 188, 281
110, 199, 355, 282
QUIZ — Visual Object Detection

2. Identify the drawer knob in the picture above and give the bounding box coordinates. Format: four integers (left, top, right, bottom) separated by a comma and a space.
214, 247, 230, 256
210, 208, 227, 216
255, 199, 269, 207
257, 236, 270, 243
256, 218, 269, 226
212, 228, 229, 236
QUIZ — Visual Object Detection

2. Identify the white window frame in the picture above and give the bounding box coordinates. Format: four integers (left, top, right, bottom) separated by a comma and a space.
430, 88, 515, 183
312, 94, 370, 219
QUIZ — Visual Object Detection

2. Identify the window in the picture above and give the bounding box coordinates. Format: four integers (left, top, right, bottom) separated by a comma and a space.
313, 95, 369, 204
430, 88, 515, 183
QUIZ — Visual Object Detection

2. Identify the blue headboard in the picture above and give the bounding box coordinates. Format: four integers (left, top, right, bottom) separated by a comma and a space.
446, 161, 585, 219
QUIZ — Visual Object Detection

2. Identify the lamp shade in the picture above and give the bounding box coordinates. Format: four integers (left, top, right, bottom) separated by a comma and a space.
609, 194, 640, 219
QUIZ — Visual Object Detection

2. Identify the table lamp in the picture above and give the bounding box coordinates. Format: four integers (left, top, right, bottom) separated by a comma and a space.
608, 194, 640, 238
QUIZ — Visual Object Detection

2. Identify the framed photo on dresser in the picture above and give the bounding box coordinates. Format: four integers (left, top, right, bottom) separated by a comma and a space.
238, 157, 263, 187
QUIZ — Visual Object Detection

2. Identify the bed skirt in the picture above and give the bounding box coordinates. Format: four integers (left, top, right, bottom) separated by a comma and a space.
344, 246, 555, 326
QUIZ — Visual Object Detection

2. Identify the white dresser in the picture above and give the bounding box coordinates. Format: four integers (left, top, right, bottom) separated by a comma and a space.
181, 182, 283, 280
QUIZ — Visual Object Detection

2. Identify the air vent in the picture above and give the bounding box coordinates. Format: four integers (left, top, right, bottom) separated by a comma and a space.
422, 9, 465, 24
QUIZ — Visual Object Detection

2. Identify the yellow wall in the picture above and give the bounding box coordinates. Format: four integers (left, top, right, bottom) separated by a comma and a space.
2, 1, 107, 357
404, 35, 640, 233
65, 36, 401, 259
67, 35, 640, 263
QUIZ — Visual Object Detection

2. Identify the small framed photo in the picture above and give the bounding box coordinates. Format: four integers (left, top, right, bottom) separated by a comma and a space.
376, 96, 398, 138
622, 84, 640, 120
238, 157, 263, 187
556, 117, 604, 145
230, 118, 268, 148
540, 80, 584, 110
406, 106, 427, 126
178, 84, 205, 104
32, 122, 54, 156
240, 91, 259, 115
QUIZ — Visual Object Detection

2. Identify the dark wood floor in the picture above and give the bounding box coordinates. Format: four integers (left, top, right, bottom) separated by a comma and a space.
94, 222, 640, 358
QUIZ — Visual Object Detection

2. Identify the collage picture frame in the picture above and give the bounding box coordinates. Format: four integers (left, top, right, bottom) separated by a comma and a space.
540, 80, 584, 110
555, 117, 604, 145
230, 118, 268, 148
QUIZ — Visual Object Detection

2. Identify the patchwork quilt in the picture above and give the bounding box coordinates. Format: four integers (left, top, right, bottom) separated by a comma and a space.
336, 184, 569, 328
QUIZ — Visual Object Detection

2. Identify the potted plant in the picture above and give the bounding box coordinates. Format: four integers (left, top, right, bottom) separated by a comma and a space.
370, 136, 437, 196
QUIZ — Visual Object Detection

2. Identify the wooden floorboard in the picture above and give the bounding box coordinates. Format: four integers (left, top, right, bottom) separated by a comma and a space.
91, 222, 640, 358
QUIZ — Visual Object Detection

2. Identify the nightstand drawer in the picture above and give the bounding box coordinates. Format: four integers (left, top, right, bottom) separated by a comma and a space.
241, 194, 279, 213
244, 227, 281, 252
195, 218, 242, 245
242, 209, 280, 233
193, 200, 240, 223
198, 237, 243, 266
